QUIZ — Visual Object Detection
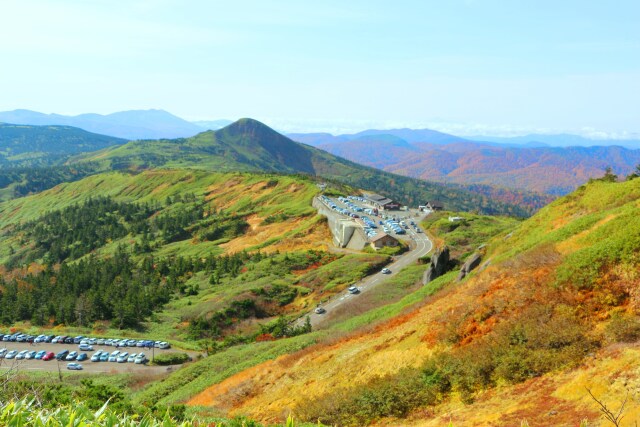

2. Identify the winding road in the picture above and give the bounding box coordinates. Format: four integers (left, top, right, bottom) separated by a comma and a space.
298, 202, 433, 329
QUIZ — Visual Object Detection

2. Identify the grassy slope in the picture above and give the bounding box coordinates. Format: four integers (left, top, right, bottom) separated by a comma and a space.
0, 123, 126, 160
72, 119, 537, 217
0, 169, 324, 262
0, 170, 333, 341
174, 177, 640, 425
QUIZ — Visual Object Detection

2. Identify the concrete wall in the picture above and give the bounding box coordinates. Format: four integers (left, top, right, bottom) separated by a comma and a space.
313, 197, 367, 249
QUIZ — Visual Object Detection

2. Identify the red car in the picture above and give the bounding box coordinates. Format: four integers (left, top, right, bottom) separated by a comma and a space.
42, 351, 55, 361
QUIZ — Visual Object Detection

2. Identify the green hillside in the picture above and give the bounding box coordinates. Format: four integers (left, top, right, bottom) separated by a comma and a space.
74, 118, 535, 216
0, 123, 125, 166
0, 169, 392, 344
168, 174, 640, 426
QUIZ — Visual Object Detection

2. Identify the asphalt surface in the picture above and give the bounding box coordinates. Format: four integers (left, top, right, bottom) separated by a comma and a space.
0, 341, 189, 374
299, 198, 433, 329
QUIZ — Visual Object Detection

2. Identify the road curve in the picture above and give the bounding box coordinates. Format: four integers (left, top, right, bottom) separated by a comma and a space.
298, 206, 433, 329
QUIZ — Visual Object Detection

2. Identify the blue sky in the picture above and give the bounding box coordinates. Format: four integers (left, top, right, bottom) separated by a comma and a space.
0, 0, 638, 136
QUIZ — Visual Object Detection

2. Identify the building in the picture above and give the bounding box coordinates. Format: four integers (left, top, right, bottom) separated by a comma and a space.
426, 201, 444, 211
370, 232, 399, 250
363, 193, 400, 211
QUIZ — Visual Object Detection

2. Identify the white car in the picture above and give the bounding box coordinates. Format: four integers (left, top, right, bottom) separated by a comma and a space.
15, 350, 29, 360
381, 268, 391, 274
348, 286, 360, 294
66, 362, 83, 370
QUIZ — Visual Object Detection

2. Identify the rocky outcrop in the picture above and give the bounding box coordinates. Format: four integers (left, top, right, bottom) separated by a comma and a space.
423, 246, 450, 284
457, 252, 482, 281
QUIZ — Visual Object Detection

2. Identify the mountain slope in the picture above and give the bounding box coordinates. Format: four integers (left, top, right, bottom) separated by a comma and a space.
73, 118, 543, 216
289, 127, 469, 147
181, 175, 640, 425
0, 123, 125, 165
307, 134, 640, 196
0, 109, 203, 139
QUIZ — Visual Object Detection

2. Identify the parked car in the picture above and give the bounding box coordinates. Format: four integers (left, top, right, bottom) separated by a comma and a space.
108, 351, 120, 362
42, 351, 55, 361
56, 350, 69, 361
77, 353, 89, 362
134, 353, 147, 364
0, 348, 7, 358
157, 342, 170, 349
66, 362, 83, 370
91, 350, 103, 362
127, 353, 137, 363
5, 350, 18, 359
100, 352, 109, 362
24, 350, 37, 360
116, 352, 129, 363
35, 350, 47, 359
79, 344, 93, 351
65, 351, 78, 361
15, 350, 29, 360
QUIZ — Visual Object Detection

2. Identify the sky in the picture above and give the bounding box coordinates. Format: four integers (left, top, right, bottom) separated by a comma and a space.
0, 0, 638, 136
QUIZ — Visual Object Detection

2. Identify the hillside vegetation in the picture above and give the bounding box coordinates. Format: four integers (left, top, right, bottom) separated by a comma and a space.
0, 123, 125, 166
73, 118, 538, 216
178, 176, 640, 425
307, 132, 640, 196
0, 170, 396, 347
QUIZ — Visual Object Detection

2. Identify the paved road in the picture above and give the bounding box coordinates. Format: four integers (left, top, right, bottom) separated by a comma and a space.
0, 341, 190, 374
297, 203, 433, 329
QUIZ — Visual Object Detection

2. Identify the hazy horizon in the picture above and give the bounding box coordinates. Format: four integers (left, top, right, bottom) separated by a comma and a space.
1, 1, 638, 138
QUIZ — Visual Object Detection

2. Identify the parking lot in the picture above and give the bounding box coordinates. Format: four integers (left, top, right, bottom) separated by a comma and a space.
319, 194, 424, 243
0, 339, 189, 374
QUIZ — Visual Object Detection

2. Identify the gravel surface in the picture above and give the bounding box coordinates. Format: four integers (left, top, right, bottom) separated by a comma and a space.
0, 341, 194, 374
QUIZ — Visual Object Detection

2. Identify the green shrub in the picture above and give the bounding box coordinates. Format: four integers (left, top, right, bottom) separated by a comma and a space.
298, 369, 435, 426
151, 352, 191, 366
605, 312, 640, 343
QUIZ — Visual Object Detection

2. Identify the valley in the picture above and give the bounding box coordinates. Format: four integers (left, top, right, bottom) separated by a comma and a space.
0, 118, 638, 426
2, 3, 637, 425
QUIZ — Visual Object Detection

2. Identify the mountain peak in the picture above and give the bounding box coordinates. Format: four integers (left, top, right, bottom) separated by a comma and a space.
223, 118, 276, 133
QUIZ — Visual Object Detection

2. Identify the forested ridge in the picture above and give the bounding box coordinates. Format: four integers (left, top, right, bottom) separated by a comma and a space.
0, 245, 253, 328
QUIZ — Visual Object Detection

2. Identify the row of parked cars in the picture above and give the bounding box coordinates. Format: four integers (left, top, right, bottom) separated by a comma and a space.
0, 332, 170, 349
0, 347, 148, 369
382, 218, 407, 235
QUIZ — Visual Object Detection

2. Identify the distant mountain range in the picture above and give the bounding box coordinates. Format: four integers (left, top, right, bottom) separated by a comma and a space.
468, 133, 640, 149
288, 130, 640, 195
0, 109, 204, 140
3, 107, 637, 198
72, 118, 546, 216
